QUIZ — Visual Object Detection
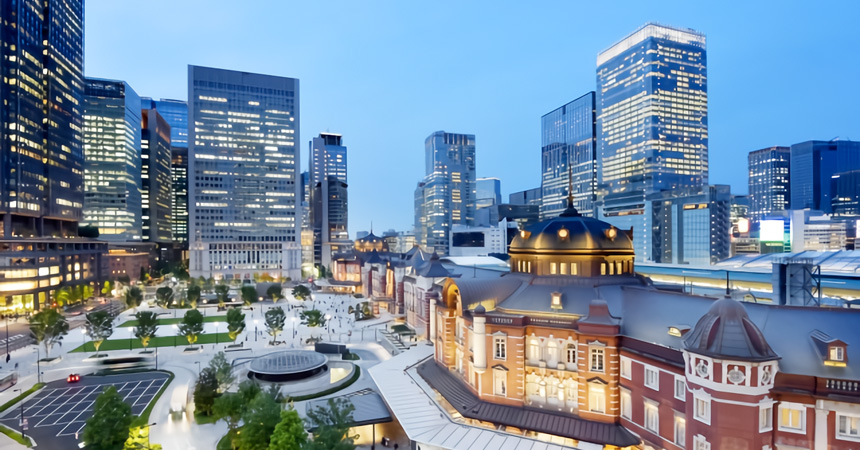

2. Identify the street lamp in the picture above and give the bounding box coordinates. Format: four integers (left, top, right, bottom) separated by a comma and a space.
214, 322, 219, 345
81, 328, 87, 354
291, 317, 297, 340
259, 297, 263, 316
144, 422, 156, 448
325, 314, 331, 341
128, 327, 134, 351
172, 324, 178, 347
34, 347, 41, 384
195, 361, 201, 376
253, 319, 258, 342
13, 389, 24, 439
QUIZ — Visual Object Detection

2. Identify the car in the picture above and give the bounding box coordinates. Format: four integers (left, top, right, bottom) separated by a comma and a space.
66, 374, 81, 383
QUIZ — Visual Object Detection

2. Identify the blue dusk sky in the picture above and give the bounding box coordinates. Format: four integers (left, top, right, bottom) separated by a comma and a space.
85, 1, 860, 238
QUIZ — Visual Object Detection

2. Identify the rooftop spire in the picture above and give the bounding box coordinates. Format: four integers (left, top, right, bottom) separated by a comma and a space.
559, 164, 581, 217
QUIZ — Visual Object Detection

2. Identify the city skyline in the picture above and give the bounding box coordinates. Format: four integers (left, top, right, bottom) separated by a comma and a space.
84, 1, 860, 236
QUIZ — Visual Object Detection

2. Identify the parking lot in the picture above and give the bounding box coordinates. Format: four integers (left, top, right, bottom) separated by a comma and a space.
0, 371, 169, 448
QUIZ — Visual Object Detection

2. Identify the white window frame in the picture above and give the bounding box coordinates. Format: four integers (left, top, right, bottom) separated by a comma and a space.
588, 383, 605, 413
493, 369, 507, 397
620, 356, 632, 379
674, 376, 686, 400
590, 347, 605, 373
566, 343, 577, 365
693, 435, 710, 450
674, 414, 686, 448
759, 404, 773, 432
837, 413, 860, 441
493, 336, 506, 360
693, 393, 711, 425
644, 398, 659, 433
777, 403, 806, 434
644, 365, 659, 391
620, 388, 632, 420
830, 346, 845, 361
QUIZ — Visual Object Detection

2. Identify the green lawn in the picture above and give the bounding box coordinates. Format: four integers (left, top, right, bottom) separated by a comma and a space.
0, 424, 31, 447
0, 383, 44, 413
70, 332, 235, 352
118, 315, 227, 327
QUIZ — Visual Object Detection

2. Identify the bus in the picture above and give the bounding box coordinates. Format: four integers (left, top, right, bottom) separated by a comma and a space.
94, 355, 155, 374
0, 371, 17, 392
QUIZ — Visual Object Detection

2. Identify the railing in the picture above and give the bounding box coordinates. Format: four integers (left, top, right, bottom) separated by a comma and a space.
826, 379, 859, 392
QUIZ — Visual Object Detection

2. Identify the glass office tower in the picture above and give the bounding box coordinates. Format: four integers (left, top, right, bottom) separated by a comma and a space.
82, 78, 143, 242
141, 98, 189, 245
309, 133, 349, 267
596, 23, 708, 260
476, 177, 501, 209
748, 146, 790, 223
541, 92, 597, 219
415, 131, 476, 255
790, 140, 860, 213
140, 106, 173, 245
188, 66, 301, 280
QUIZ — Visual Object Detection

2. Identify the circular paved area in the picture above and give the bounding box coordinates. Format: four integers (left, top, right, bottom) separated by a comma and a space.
248, 350, 327, 382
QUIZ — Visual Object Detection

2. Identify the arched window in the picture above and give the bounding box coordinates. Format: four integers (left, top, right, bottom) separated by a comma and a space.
566, 343, 577, 365
546, 340, 558, 365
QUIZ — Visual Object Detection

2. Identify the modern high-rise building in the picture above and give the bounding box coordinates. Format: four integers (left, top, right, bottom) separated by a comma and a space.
832, 170, 860, 217
596, 23, 709, 260
541, 92, 597, 219
82, 78, 143, 242
509, 188, 542, 206
188, 66, 301, 280
649, 185, 731, 265
140, 105, 173, 246
309, 133, 349, 268
476, 177, 501, 209
0, 0, 105, 312
748, 146, 790, 223
141, 98, 188, 246
790, 140, 860, 213
414, 131, 476, 255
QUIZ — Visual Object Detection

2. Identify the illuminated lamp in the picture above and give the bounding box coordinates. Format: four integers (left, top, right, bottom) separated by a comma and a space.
738, 218, 750, 234
605, 227, 617, 240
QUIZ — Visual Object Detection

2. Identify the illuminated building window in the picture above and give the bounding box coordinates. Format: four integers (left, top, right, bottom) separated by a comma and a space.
590, 347, 605, 373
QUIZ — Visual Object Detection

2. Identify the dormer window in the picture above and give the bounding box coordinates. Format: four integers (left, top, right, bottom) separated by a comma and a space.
551, 292, 562, 310
810, 330, 848, 367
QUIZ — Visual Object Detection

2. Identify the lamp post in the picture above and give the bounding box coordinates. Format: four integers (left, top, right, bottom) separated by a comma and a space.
35, 347, 40, 384
214, 322, 219, 345
81, 328, 87, 354
325, 314, 331, 341
172, 325, 178, 347
5, 316, 9, 363
195, 361, 201, 376
145, 422, 157, 448
128, 327, 134, 351
291, 317, 297, 340
13, 388, 24, 439
259, 297, 263, 316
253, 319, 258, 342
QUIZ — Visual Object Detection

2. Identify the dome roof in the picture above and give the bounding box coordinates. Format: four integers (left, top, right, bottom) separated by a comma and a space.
683, 298, 779, 362
356, 232, 383, 243
509, 208, 633, 254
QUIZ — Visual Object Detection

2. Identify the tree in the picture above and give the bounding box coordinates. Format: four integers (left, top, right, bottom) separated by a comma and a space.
291, 285, 311, 301
123, 425, 163, 450
29, 309, 68, 359
241, 286, 257, 306
213, 393, 244, 447
85, 311, 113, 354
266, 285, 283, 304
208, 352, 234, 393
79, 225, 100, 238
215, 284, 230, 308
83, 386, 133, 450
133, 311, 159, 350
101, 280, 113, 297
155, 286, 174, 308
303, 398, 357, 450
267, 405, 306, 450
125, 286, 143, 310
187, 285, 201, 309
178, 309, 204, 345
238, 391, 281, 450
238, 379, 262, 404
299, 309, 326, 328
193, 367, 219, 416
226, 308, 246, 342
265, 307, 286, 345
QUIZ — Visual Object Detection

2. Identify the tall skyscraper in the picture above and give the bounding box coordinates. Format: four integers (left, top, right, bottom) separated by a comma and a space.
650, 185, 731, 265
748, 146, 790, 222
596, 23, 708, 260
140, 105, 173, 245
1, 0, 85, 236
790, 140, 860, 213
309, 133, 349, 268
541, 92, 597, 219
415, 131, 476, 255
82, 78, 143, 242
476, 177, 501, 209
141, 98, 188, 246
0, 0, 106, 311
188, 66, 301, 281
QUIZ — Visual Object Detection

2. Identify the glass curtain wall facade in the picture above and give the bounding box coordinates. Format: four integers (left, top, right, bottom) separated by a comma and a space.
748, 146, 790, 223
188, 66, 301, 280
596, 23, 708, 261
415, 131, 476, 255
650, 185, 730, 265
82, 78, 143, 242
1, 0, 85, 238
140, 107, 173, 245
540, 92, 597, 219
476, 177, 501, 209
790, 140, 860, 213
142, 98, 188, 245
309, 133, 349, 267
